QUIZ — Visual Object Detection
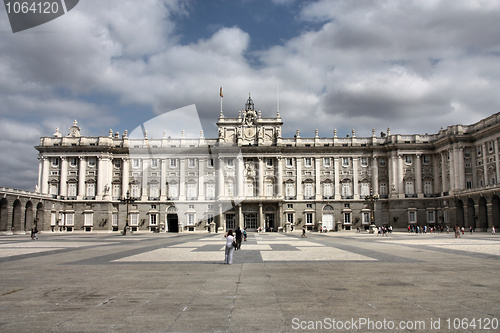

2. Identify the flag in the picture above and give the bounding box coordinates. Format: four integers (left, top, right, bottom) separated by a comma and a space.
220, 87, 223, 98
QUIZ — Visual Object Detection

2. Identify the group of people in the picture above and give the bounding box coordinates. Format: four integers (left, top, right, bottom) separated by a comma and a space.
30, 227, 38, 240
224, 227, 247, 264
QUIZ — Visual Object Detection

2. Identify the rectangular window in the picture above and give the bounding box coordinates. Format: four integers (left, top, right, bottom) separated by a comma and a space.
114, 159, 121, 168
70, 157, 78, 167
266, 183, 273, 196
226, 213, 236, 230
227, 183, 234, 197
149, 184, 159, 198
170, 159, 177, 168
306, 213, 313, 224
427, 211, 435, 223
304, 157, 312, 167
424, 181, 432, 194
187, 214, 195, 225
360, 183, 370, 196
405, 155, 412, 164
379, 183, 387, 196
226, 158, 234, 167
323, 158, 331, 167
86, 183, 95, 197
361, 157, 368, 167
405, 181, 414, 195
130, 184, 140, 198
51, 212, 57, 226
188, 158, 196, 168
149, 214, 157, 225
151, 159, 159, 169
112, 213, 118, 227
246, 183, 254, 197
287, 213, 294, 224
285, 183, 295, 197
287, 204, 293, 209
88, 157, 96, 167
286, 158, 293, 167
408, 211, 416, 223
362, 212, 370, 224
132, 159, 140, 168
129, 213, 139, 226
67, 183, 77, 197
66, 213, 74, 226
207, 159, 214, 168
466, 180, 473, 189
113, 184, 121, 198
344, 213, 351, 224
266, 158, 273, 167
423, 155, 430, 164
206, 183, 215, 198
84, 213, 93, 226
379, 158, 386, 166
168, 183, 178, 198
187, 183, 197, 199
342, 183, 352, 197
323, 183, 333, 197
304, 183, 313, 197
51, 158, 59, 167
342, 158, 349, 167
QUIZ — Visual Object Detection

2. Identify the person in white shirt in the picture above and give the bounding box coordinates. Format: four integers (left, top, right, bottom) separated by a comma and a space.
224, 229, 235, 264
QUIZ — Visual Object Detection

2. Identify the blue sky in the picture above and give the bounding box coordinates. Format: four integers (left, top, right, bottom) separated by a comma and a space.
1, 0, 500, 190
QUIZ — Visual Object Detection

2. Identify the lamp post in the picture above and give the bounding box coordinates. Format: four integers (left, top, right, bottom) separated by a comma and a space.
120, 190, 135, 235
364, 187, 379, 226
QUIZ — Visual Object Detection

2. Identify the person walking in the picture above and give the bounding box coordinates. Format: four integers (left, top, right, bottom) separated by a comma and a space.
235, 227, 243, 250
492, 225, 496, 234
301, 226, 307, 238
224, 230, 235, 264
243, 228, 248, 241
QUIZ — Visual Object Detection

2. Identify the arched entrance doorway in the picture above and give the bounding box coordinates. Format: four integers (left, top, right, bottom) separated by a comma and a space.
467, 198, 475, 229
166, 206, 178, 232
322, 205, 335, 231
456, 200, 464, 228
12, 199, 22, 233
478, 196, 488, 230
0, 198, 8, 233
25, 201, 33, 232
36, 202, 44, 230
264, 206, 276, 232
492, 195, 500, 230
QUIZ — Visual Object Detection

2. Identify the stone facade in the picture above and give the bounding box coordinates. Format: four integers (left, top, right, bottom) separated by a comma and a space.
1, 95, 500, 234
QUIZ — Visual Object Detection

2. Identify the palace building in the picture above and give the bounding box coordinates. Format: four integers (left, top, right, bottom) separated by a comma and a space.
1, 95, 500, 234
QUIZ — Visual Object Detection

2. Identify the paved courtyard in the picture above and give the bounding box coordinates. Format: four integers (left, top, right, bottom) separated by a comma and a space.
0, 230, 499, 332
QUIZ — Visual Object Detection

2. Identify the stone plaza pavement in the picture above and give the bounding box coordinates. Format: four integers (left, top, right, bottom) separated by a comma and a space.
0, 230, 499, 332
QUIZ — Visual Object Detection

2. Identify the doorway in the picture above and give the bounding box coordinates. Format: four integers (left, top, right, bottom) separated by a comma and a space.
167, 214, 179, 232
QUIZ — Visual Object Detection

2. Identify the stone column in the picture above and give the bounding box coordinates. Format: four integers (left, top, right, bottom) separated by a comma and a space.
259, 203, 264, 230
160, 158, 167, 200
449, 148, 456, 192
238, 205, 243, 229
141, 159, 149, 201
277, 157, 283, 197
441, 152, 447, 194
237, 156, 244, 197
415, 154, 423, 197
121, 158, 129, 197
258, 157, 264, 197
219, 204, 225, 231
352, 157, 359, 199
483, 143, 488, 185
397, 154, 404, 198
315, 157, 321, 200
389, 152, 397, 198
198, 158, 205, 201
218, 158, 225, 198
41, 157, 50, 194
37, 156, 42, 192
97, 156, 104, 199
433, 154, 440, 195
78, 156, 86, 199
59, 157, 68, 197
495, 140, 500, 184
458, 147, 465, 190
334, 157, 340, 200
179, 158, 186, 200
371, 156, 378, 195
296, 157, 302, 200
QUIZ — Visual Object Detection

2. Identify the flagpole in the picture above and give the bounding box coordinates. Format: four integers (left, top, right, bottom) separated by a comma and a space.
219, 87, 224, 118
